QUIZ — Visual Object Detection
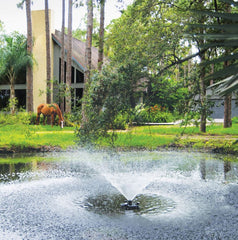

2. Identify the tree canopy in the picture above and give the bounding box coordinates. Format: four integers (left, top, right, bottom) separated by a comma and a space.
0, 32, 33, 113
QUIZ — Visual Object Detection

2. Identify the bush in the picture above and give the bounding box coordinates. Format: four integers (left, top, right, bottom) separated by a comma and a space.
0, 111, 31, 125
63, 106, 82, 127
132, 104, 175, 124
232, 116, 238, 124
113, 112, 129, 130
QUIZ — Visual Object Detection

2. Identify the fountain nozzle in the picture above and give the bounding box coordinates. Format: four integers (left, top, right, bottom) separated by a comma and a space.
121, 200, 139, 210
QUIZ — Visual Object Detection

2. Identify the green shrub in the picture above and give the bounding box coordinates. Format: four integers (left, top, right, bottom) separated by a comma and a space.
113, 112, 129, 130
232, 116, 238, 124
64, 107, 82, 127
0, 111, 38, 126
132, 104, 175, 124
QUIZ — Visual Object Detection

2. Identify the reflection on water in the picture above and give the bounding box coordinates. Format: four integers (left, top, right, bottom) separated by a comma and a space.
82, 193, 176, 216
83, 193, 127, 215
0, 162, 32, 182
0, 154, 57, 183
0, 152, 238, 184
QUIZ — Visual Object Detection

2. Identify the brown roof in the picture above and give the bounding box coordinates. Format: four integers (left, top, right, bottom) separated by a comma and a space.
52, 30, 99, 71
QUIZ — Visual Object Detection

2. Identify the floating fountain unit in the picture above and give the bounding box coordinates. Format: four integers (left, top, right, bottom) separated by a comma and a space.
121, 200, 140, 210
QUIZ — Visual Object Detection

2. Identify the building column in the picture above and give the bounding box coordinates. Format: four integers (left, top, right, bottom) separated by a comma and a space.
32, 10, 54, 112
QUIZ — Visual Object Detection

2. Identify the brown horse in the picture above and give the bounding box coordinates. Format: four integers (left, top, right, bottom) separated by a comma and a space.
36, 103, 64, 128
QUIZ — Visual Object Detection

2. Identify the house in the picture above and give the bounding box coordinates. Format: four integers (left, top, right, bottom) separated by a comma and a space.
207, 88, 238, 119
0, 9, 99, 112
32, 10, 100, 112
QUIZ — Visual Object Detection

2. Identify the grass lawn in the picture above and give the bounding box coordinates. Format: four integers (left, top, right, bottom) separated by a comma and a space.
102, 123, 238, 153
0, 124, 76, 150
0, 123, 238, 154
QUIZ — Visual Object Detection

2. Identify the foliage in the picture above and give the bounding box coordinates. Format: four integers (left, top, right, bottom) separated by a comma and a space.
0, 32, 33, 113
232, 116, 238, 124
147, 74, 190, 112
107, 0, 187, 68
76, 65, 130, 144
193, 0, 238, 95
72, 17, 100, 47
0, 111, 29, 126
132, 104, 176, 124
0, 32, 32, 81
113, 112, 129, 130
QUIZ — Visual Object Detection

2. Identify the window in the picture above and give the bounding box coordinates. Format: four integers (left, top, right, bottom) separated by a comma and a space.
0, 90, 10, 109
71, 66, 75, 84
76, 69, 84, 83
15, 90, 26, 109
75, 88, 83, 107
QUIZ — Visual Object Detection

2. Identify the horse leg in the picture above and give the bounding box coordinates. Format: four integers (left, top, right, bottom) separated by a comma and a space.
36, 113, 40, 125
51, 114, 54, 127
43, 115, 46, 125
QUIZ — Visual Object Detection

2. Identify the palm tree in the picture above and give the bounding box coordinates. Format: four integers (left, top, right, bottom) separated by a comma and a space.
17, 0, 34, 112
201, 0, 238, 127
60, 0, 65, 112
81, 0, 93, 126
65, 0, 73, 113
85, 0, 93, 78
26, 0, 34, 112
98, 0, 106, 71
45, 0, 52, 104
0, 33, 33, 114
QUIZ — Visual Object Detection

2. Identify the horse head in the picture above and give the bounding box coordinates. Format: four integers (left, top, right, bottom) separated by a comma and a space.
60, 120, 64, 129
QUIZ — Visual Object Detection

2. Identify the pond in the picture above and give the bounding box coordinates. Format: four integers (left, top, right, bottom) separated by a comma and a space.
0, 150, 238, 239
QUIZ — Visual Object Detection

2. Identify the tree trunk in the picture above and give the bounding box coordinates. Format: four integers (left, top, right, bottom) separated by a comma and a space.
223, 4, 232, 128
26, 0, 34, 112
199, 53, 207, 133
223, 53, 232, 127
224, 94, 232, 128
60, 0, 65, 112
81, 0, 93, 126
65, 0, 72, 113
98, 0, 105, 71
9, 74, 16, 114
45, 0, 51, 104
85, 0, 93, 81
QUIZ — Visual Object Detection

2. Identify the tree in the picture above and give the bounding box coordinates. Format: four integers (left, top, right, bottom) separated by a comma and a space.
65, 0, 73, 113
98, 0, 106, 71
85, 0, 93, 81
76, 0, 193, 144
26, 0, 34, 112
45, 0, 52, 104
81, 0, 93, 127
0, 33, 33, 114
60, 0, 65, 112
17, 0, 34, 112
196, 0, 238, 127
106, 0, 191, 109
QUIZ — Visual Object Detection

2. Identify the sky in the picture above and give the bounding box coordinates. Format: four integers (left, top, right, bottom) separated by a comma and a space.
0, 0, 134, 34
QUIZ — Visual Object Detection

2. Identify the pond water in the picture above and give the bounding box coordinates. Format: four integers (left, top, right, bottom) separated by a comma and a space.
0, 150, 238, 239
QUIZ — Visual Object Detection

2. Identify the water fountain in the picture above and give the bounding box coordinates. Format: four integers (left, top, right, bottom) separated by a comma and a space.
120, 199, 140, 210
86, 151, 167, 212
1, 150, 238, 239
